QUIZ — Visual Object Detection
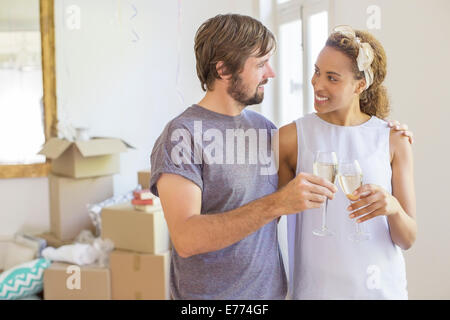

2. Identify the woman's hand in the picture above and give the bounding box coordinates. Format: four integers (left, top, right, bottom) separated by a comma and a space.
347, 184, 402, 223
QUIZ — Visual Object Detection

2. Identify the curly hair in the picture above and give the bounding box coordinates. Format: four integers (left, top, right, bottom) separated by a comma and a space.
326, 30, 390, 119
194, 14, 276, 92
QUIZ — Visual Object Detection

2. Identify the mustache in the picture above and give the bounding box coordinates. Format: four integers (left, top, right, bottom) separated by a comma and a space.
258, 79, 269, 86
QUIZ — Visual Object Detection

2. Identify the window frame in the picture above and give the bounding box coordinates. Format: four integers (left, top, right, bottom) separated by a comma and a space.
301, 0, 333, 114
273, 0, 333, 124
0, 0, 57, 179
274, 0, 303, 126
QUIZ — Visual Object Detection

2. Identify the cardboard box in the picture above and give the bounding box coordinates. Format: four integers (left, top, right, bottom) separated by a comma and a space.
49, 174, 114, 241
3, 242, 37, 271
137, 169, 151, 189
44, 262, 111, 300
34, 232, 74, 248
0, 240, 9, 272
109, 250, 170, 300
101, 203, 169, 254
39, 137, 133, 178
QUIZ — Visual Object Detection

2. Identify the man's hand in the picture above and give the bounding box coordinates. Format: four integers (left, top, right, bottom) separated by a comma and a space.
388, 120, 414, 144
276, 172, 337, 215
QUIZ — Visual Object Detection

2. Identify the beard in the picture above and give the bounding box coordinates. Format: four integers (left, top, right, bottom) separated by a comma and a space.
227, 74, 266, 106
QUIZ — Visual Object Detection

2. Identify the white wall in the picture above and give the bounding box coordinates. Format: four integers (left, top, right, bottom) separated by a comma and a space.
55, 0, 256, 197
0, 177, 49, 236
332, 0, 450, 299
0, 0, 255, 236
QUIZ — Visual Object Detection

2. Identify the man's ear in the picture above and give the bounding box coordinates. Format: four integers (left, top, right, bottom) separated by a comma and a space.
216, 61, 232, 80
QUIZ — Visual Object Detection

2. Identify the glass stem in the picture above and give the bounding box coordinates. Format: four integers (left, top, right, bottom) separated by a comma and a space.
322, 198, 328, 230
350, 199, 361, 234
356, 220, 361, 234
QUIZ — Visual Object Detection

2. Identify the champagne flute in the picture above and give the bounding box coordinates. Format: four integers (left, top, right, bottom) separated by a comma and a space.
312, 151, 338, 237
338, 160, 370, 242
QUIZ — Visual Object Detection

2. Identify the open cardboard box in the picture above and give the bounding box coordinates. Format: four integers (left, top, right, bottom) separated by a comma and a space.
38, 137, 134, 178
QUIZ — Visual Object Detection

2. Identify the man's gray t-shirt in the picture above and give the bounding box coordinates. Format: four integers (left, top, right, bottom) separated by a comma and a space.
150, 104, 287, 299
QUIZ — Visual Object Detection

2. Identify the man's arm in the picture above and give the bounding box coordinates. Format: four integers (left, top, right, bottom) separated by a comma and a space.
157, 173, 280, 258
157, 171, 337, 258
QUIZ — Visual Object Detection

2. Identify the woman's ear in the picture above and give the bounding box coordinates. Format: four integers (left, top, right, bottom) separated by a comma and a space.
216, 61, 232, 80
355, 78, 367, 95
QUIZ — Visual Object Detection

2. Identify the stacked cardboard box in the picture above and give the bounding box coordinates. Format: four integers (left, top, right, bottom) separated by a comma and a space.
137, 169, 151, 189
33, 232, 74, 249
39, 137, 133, 179
38, 137, 132, 241
101, 203, 169, 254
102, 169, 171, 300
43, 263, 111, 300
109, 250, 170, 300
39, 137, 132, 300
47, 174, 113, 241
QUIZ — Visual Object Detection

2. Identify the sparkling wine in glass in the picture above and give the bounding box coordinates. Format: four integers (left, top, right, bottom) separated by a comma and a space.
338, 160, 370, 242
312, 151, 338, 237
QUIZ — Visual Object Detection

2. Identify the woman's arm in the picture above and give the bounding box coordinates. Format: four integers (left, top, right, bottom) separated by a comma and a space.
274, 123, 298, 224
387, 130, 417, 249
274, 123, 298, 190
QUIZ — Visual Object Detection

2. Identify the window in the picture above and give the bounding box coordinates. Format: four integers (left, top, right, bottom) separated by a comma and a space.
302, 0, 330, 113
273, 0, 330, 125
276, 0, 303, 127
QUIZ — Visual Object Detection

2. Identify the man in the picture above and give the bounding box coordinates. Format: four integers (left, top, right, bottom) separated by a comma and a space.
150, 14, 412, 300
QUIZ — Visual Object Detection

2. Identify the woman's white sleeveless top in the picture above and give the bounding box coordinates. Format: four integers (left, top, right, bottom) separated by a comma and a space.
287, 112, 408, 299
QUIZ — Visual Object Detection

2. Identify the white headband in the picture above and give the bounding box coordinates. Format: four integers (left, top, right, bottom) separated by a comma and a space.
333, 25, 375, 90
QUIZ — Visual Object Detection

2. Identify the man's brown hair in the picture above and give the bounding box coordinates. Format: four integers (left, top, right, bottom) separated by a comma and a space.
194, 14, 276, 91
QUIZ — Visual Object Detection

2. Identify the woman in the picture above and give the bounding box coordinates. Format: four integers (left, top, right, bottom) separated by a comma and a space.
277, 26, 417, 299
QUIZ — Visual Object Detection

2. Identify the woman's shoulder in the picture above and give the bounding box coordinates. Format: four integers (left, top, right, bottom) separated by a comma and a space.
274, 122, 297, 157
276, 114, 317, 148
296, 112, 317, 124
277, 122, 297, 144
389, 127, 413, 163
365, 115, 389, 128
274, 122, 298, 172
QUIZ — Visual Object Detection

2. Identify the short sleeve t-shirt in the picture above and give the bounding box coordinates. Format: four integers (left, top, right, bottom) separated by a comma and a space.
150, 104, 287, 299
